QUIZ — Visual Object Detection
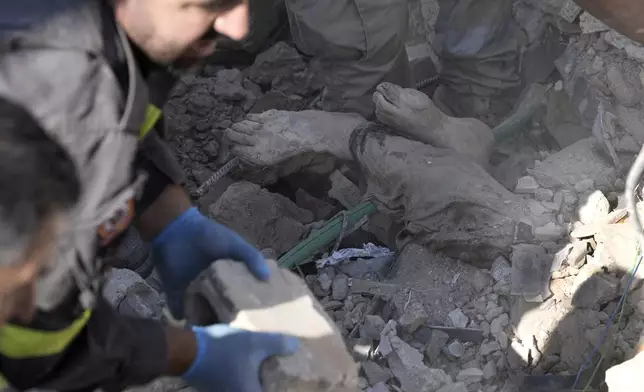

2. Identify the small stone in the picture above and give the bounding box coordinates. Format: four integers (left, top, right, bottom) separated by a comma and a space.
480, 341, 501, 356
574, 179, 595, 193
614, 178, 625, 191
534, 188, 554, 202
361, 315, 386, 340
495, 331, 509, 350
317, 268, 335, 290
515, 176, 540, 194
445, 340, 465, 359
480, 321, 491, 337
331, 274, 350, 301
358, 377, 369, 389
398, 300, 428, 334
534, 222, 565, 242
456, 368, 484, 385
362, 360, 391, 385
592, 56, 606, 73
324, 300, 344, 311
580, 11, 610, 34
483, 360, 497, 380
607, 65, 640, 107
437, 383, 468, 392
578, 190, 610, 224
490, 257, 512, 284
490, 313, 509, 335
554, 81, 563, 91
448, 308, 470, 328
484, 306, 505, 322
425, 330, 450, 364
367, 382, 389, 392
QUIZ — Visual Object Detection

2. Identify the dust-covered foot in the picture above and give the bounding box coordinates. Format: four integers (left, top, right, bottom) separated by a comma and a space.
373, 82, 494, 167
224, 110, 366, 166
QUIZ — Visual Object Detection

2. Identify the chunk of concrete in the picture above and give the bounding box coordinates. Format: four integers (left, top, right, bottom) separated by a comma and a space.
510, 244, 552, 301
398, 300, 429, 334
184, 259, 359, 392
527, 138, 617, 190
209, 181, 313, 254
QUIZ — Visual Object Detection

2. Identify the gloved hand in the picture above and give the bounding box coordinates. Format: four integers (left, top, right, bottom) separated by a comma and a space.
151, 207, 269, 317
183, 324, 299, 392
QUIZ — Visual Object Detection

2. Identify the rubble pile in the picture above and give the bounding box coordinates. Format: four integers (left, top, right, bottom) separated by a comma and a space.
122, 2, 644, 389
164, 42, 324, 192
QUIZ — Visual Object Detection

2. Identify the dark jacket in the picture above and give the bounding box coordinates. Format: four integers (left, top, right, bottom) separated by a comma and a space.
0, 1, 184, 390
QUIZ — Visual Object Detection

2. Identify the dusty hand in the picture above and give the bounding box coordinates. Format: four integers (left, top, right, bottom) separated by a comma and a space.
224, 109, 366, 166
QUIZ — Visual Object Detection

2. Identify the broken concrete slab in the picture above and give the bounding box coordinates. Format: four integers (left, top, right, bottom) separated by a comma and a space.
329, 170, 362, 209
527, 138, 617, 190
338, 255, 396, 280
413, 326, 485, 345
436, 382, 468, 392
361, 361, 391, 386
398, 300, 429, 334
511, 244, 552, 300
578, 190, 610, 225
350, 279, 400, 299
361, 315, 386, 341
209, 181, 313, 254
425, 329, 450, 364
184, 259, 359, 392
388, 338, 452, 392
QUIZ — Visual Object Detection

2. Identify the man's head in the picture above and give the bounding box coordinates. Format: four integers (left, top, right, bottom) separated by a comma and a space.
0, 98, 80, 325
111, 0, 249, 65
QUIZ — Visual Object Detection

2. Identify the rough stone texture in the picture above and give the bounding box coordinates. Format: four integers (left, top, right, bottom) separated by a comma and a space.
514, 176, 539, 194
381, 321, 452, 392
361, 361, 391, 386
209, 181, 313, 254
398, 301, 429, 334
184, 260, 359, 392
425, 330, 450, 364
448, 309, 469, 328
510, 244, 552, 300
437, 383, 468, 392
527, 138, 617, 190
578, 190, 610, 225
361, 315, 387, 341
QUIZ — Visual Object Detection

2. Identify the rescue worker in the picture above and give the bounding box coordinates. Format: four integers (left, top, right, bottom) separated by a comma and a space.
231, 0, 413, 117
0, 0, 298, 391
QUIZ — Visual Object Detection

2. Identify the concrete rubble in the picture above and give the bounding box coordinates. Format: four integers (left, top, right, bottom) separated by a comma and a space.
185, 259, 360, 392
107, 2, 644, 391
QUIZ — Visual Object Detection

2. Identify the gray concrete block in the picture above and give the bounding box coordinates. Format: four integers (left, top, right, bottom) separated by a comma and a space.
185, 259, 359, 392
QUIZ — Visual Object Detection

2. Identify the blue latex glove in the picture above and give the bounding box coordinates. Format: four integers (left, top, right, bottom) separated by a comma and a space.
183, 324, 299, 392
151, 207, 269, 317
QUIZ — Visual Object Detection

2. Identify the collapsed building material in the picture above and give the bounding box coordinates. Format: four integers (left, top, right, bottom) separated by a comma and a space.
184, 259, 359, 392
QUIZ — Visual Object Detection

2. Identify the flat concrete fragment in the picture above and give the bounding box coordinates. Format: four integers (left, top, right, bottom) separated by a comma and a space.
413, 326, 484, 344
185, 260, 359, 392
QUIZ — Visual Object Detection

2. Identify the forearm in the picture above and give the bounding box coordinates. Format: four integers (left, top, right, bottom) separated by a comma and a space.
136, 184, 192, 241
164, 326, 199, 376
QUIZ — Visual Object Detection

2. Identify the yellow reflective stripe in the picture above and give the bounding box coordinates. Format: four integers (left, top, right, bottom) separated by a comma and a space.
0, 310, 91, 359
139, 104, 162, 139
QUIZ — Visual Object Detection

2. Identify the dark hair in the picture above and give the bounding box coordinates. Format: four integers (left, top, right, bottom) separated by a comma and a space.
0, 98, 80, 261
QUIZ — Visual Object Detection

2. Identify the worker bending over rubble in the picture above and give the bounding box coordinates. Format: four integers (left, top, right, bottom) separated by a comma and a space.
0, 0, 298, 391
